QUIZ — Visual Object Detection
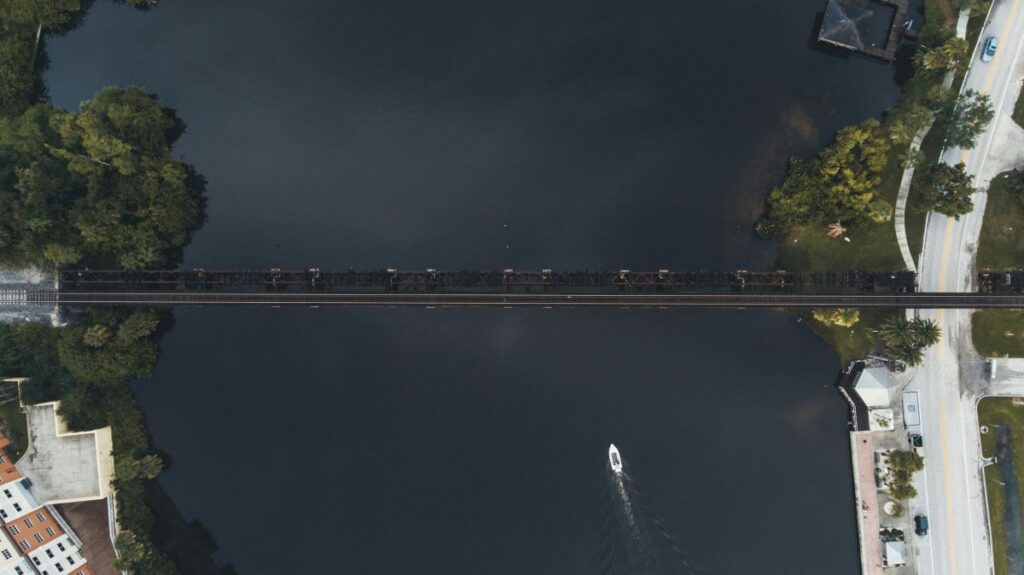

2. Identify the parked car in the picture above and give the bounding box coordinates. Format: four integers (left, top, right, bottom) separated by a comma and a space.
910, 433, 924, 456
982, 36, 998, 62
915, 514, 929, 536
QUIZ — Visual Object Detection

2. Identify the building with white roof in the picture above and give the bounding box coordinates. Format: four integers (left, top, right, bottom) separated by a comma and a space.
854, 366, 897, 409
883, 539, 906, 567
0, 482, 38, 526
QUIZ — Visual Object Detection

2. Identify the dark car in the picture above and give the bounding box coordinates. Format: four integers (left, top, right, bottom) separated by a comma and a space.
915, 514, 929, 536
910, 433, 924, 455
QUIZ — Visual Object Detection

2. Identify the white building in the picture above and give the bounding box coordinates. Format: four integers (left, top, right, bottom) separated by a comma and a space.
0, 482, 38, 525
0, 526, 34, 575
27, 534, 87, 575
854, 366, 900, 431
854, 366, 897, 409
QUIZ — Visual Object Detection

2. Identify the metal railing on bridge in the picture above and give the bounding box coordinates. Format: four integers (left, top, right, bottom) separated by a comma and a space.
57, 268, 929, 294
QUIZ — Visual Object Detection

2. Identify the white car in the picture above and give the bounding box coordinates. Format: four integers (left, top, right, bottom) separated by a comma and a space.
982, 36, 998, 62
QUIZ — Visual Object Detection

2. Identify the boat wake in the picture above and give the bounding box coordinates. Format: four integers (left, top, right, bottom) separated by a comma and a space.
601, 445, 702, 575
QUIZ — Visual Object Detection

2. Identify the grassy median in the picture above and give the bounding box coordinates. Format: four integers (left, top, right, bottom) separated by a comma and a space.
979, 397, 1024, 575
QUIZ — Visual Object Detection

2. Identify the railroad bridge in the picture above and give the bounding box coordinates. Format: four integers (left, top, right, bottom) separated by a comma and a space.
0, 268, 1021, 309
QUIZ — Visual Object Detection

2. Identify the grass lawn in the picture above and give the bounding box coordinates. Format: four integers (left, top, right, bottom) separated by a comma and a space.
802, 309, 901, 367
0, 394, 26, 460
973, 310, 1024, 358
977, 170, 1024, 269
1014, 85, 1024, 128
777, 152, 907, 271
1014, 67, 1024, 128
978, 397, 1024, 575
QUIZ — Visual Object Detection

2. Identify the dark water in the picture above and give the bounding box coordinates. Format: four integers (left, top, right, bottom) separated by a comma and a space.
44, 1, 901, 572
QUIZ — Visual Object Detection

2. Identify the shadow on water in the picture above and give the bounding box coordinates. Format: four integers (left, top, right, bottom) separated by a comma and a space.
145, 477, 238, 575
994, 427, 1024, 575
806, 12, 857, 61
601, 456, 701, 575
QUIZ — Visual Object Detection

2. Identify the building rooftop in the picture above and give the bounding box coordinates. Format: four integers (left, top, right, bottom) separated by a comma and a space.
819, 0, 897, 51
15, 404, 113, 505
854, 365, 897, 409
883, 539, 906, 566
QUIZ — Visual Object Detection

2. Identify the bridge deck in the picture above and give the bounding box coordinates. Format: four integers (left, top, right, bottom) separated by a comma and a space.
35, 291, 1024, 308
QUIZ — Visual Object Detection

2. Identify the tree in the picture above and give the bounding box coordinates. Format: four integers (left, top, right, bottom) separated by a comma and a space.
116, 453, 163, 481
812, 308, 861, 328
1, 0, 79, 28
867, 197, 894, 223
890, 502, 906, 517
914, 37, 969, 74
936, 90, 994, 149
886, 449, 924, 501
912, 162, 975, 218
57, 309, 160, 386
889, 482, 918, 501
0, 88, 208, 269
877, 316, 941, 366
82, 324, 111, 348
759, 119, 893, 234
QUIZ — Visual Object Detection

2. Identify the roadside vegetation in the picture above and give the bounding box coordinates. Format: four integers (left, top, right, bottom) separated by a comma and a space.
803, 309, 900, 367
978, 397, 1024, 575
885, 449, 925, 501
876, 315, 941, 366
973, 170, 1024, 358
762, 0, 992, 365
0, 2, 207, 573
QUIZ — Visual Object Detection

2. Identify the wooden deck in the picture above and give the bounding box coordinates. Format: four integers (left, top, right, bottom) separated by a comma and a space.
54, 499, 118, 575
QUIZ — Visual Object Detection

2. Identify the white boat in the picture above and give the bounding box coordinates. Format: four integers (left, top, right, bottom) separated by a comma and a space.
608, 444, 623, 474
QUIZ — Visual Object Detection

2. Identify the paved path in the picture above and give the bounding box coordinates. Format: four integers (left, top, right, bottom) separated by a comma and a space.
893, 10, 971, 273
895, 128, 928, 272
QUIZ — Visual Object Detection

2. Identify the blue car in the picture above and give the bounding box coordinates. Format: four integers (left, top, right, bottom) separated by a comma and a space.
982, 36, 998, 62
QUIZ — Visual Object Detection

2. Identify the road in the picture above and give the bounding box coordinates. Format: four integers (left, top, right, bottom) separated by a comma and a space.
908, 1, 1024, 574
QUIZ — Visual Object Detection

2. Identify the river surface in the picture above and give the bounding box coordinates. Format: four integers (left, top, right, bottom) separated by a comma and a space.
46, 1, 903, 572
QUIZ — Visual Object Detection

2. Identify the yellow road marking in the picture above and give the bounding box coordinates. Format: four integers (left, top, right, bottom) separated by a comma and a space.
937, 2, 1024, 571
959, 0, 1022, 166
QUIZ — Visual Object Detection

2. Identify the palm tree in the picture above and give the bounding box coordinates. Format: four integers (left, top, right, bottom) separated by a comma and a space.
878, 315, 912, 346
911, 317, 941, 347
892, 342, 925, 366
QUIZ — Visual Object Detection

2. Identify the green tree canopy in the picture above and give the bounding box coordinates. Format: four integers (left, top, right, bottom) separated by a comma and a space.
759, 119, 892, 236
0, 87, 206, 268
877, 315, 941, 366
912, 161, 976, 218
57, 309, 161, 386
936, 90, 994, 149
914, 37, 969, 75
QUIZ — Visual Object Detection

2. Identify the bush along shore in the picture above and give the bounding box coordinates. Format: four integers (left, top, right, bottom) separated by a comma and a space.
760, 0, 992, 365
0, 1, 212, 573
